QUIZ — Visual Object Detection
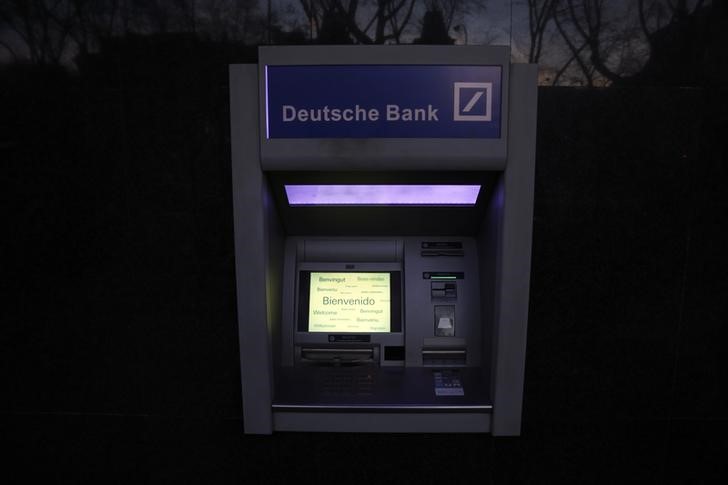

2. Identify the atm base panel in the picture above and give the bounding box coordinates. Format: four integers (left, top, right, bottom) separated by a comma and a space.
273, 411, 491, 433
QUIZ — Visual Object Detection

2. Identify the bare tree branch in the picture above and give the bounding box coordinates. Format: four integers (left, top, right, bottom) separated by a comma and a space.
554, 2, 593, 85
527, 0, 556, 63
552, 40, 587, 85
563, 0, 622, 84
0, 39, 19, 62
638, 0, 652, 42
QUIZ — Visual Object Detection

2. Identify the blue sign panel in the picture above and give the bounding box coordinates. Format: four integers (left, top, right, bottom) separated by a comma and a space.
265, 65, 502, 139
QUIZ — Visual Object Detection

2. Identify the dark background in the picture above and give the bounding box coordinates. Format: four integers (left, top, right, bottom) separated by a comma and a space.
2, 34, 727, 483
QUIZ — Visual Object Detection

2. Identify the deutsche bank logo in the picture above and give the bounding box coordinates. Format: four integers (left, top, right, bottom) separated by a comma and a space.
453, 82, 492, 121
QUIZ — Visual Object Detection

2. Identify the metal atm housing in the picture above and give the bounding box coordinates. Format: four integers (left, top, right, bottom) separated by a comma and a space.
231, 46, 537, 435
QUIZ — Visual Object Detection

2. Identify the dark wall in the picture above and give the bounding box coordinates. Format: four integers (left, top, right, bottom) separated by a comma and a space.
518, 86, 727, 482
2, 44, 726, 482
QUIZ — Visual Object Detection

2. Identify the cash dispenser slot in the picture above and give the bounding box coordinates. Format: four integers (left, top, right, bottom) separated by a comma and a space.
422, 348, 467, 367
423, 272, 465, 279
299, 346, 378, 366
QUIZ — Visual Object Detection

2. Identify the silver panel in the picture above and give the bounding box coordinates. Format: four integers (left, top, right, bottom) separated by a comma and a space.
230, 64, 274, 434
404, 237, 481, 367
274, 412, 491, 433
281, 238, 407, 367
273, 404, 491, 411
490, 63, 538, 436
301, 239, 403, 263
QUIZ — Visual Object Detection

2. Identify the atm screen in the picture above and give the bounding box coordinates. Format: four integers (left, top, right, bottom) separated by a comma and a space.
297, 271, 402, 333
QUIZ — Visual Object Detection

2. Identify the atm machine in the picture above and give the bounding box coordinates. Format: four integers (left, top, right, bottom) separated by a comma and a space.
230, 46, 537, 435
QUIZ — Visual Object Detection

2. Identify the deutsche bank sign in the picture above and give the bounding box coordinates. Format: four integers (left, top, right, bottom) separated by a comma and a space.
265, 65, 502, 139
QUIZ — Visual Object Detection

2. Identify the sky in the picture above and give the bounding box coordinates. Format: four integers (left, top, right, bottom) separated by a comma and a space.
269, 0, 516, 46
1, 0, 711, 85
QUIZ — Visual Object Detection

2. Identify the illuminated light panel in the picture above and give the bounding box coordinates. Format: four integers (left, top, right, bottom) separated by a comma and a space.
264, 65, 270, 139
285, 185, 481, 206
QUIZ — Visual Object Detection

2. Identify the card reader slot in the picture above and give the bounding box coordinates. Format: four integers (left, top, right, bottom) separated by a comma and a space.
421, 250, 465, 257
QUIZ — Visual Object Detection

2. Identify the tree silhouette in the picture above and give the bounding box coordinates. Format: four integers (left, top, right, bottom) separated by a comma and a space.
413, 8, 454, 44
522, 0, 716, 86
317, 8, 355, 43
526, 0, 557, 63
0, 0, 75, 64
0, 0, 265, 65
627, 0, 725, 86
0, 0, 492, 64
297, 0, 418, 44
295, 0, 480, 44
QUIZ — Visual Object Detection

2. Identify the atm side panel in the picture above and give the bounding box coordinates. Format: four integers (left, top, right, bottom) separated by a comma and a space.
404, 237, 481, 368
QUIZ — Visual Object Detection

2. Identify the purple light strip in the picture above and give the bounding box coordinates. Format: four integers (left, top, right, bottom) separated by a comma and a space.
264, 65, 270, 139
285, 185, 481, 206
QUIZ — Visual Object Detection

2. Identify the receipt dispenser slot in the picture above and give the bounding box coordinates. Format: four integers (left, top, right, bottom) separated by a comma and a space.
434, 305, 456, 337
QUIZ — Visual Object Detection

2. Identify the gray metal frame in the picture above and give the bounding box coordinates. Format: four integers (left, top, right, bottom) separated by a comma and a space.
230, 65, 275, 434
230, 47, 537, 436
274, 412, 491, 433
489, 63, 538, 435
